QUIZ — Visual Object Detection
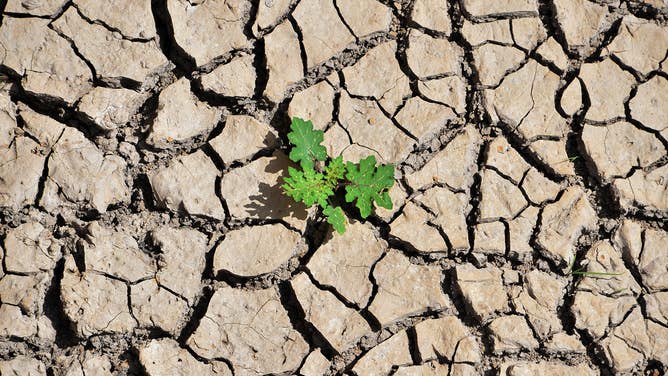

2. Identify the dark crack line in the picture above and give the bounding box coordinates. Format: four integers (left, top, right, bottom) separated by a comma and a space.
46, 23, 100, 85
70, 4, 155, 42
33, 127, 66, 208
251, 0, 302, 38
43, 257, 80, 347
151, 0, 196, 73
252, 38, 270, 100
464, 141, 486, 257
582, 16, 624, 63
332, 0, 359, 41
176, 285, 215, 344
277, 281, 339, 359
287, 15, 309, 77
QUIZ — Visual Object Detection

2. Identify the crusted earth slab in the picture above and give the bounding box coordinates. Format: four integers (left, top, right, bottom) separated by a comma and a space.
336, 0, 392, 38
78, 222, 154, 283
395, 97, 457, 144
52, 8, 170, 84
600, 307, 668, 373
0, 17, 92, 104
5, 0, 68, 16
613, 220, 668, 291
603, 15, 668, 76
20, 109, 131, 213
507, 206, 539, 261
499, 361, 597, 375
151, 226, 209, 304
200, 54, 257, 98
167, 0, 250, 67
263, 20, 304, 103
390, 201, 448, 253
292, 0, 354, 68
74, 0, 157, 40
219, 152, 309, 229
3, 222, 60, 274
140, 338, 231, 375
411, 0, 452, 34
415, 316, 481, 363
630, 75, 668, 139
291, 273, 371, 353
473, 221, 505, 255
484, 59, 574, 176
252, 0, 292, 36
455, 264, 509, 322
307, 221, 386, 307
56, 350, 113, 376
405, 125, 482, 191
299, 349, 330, 376
187, 285, 308, 375
417, 76, 467, 115
415, 187, 470, 251
536, 186, 598, 271
131, 279, 189, 334
76, 87, 147, 132
352, 330, 412, 376
208, 115, 277, 165
552, 0, 608, 53
369, 250, 451, 326
461, 0, 538, 17
149, 150, 226, 220
478, 168, 527, 221
487, 315, 540, 353
213, 223, 303, 277
337, 92, 414, 164
581, 121, 665, 182
0, 93, 45, 210
473, 44, 525, 87
342, 40, 411, 114
288, 79, 336, 130
511, 270, 567, 339
406, 29, 462, 79
146, 77, 222, 148
579, 59, 636, 123
60, 255, 137, 337
0, 356, 47, 375
612, 164, 668, 216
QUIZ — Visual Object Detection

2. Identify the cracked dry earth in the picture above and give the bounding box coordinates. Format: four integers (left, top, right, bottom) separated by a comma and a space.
1, 0, 668, 375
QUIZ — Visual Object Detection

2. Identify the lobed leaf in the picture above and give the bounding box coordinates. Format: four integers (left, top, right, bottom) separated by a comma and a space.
282, 166, 333, 207
324, 155, 345, 186
287, 117, 327, 170
344, 155, 395, 218
323, 205, 346, 234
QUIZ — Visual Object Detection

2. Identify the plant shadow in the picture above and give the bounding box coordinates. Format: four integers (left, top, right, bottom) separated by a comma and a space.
242, 153, 308, 223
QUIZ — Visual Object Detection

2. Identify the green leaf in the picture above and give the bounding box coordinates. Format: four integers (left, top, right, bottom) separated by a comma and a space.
344, 155, 395, 218
375, 191, 393, 210
287, 117, 327, 170
324, 155, 345, 187
323, 205, 346, 234
282, 166, 333, 207
571, 270, 624, 276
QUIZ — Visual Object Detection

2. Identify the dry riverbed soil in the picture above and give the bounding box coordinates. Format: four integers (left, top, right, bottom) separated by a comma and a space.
0, 0, 667, 375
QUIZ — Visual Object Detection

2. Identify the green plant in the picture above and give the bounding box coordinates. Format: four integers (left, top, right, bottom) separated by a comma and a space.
282, 117, 394, 234
566, 256, 627, 295
566, 256, 623, 277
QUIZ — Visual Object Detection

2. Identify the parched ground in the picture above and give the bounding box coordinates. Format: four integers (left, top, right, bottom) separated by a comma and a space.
0, 0, 667, 375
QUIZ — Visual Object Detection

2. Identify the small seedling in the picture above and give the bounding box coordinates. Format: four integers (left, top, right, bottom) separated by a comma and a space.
282, 117, 394, 234
566, 256, 623, 277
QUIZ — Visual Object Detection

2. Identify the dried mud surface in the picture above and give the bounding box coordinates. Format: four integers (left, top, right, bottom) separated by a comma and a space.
0, 0, 667, 375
